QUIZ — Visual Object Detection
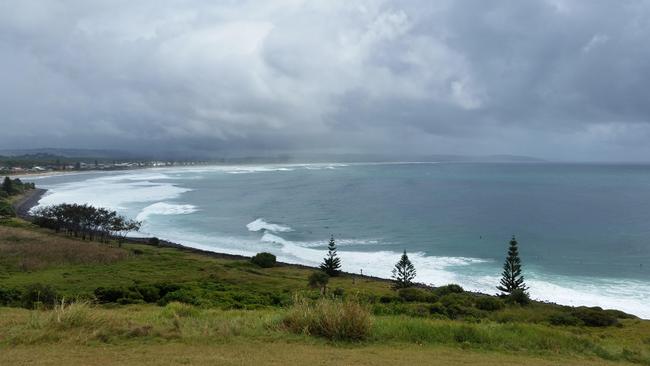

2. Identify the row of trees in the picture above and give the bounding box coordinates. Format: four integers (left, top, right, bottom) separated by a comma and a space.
32, 203, 141, 244
316, 234, 528, 297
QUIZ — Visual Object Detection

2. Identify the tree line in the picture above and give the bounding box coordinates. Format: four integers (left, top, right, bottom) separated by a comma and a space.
312, 234, 528, 300
32, 203, 141, 244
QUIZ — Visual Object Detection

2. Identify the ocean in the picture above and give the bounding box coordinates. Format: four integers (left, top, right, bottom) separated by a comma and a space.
27, 162, 650, 317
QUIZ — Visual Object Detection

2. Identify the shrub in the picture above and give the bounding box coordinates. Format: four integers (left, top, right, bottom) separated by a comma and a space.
308, 271, 329, 294
251, 252, 277, 268
475, 296, 505, 311
440, 293, 473, 308
379, 295, 397, 304
333, 287, 345, 298
154, 283, 181, 298
148, 237, 160, 245
397, 288, 429, 302
159, 288, 201, 306
133, 285, 161, 303
603, 309, 636, 319
506, 289, 531, 306
0, 200, 16, 218
283, 298, 372, 341
549, 312, 583, 326
434, 284, 464, 297
571, 307, 618, 327
21, 284, 58, 309
0, 287, 22, 306
94, 287, 133, 303
429, 302, 446, 315
439, 293, 476, 319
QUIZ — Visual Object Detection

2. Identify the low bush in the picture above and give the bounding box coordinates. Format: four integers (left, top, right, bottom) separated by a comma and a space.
332, 287, 345, 298
475, 296, 505, 311
251, 252, 276, 268
603, 309, 636, 319
155, 283, 182, 298
397, 288, 429, 302
571, 307, 618, 327
133, 285, 161, 303
440, 293, 479, 319
434, 284, 464, 297
158, 288, 202, 306
379, 295, 397, 303
506, 289, 531, 306
308, 271, 329, 294
94, 287, 138, 303
283, 297, 373, 341
548, 312, 583, 326
0, 199, 16, 218
0, 287, 22, 306
21, 283, 58, 309
428, 302, 446, 316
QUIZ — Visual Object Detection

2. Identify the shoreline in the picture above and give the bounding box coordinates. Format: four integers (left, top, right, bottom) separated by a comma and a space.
11, 188, 47, 219
14, 182, 646, 318
12, 188, 398, 286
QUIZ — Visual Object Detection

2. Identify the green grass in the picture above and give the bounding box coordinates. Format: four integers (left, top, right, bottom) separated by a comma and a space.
1, 221, 649, 365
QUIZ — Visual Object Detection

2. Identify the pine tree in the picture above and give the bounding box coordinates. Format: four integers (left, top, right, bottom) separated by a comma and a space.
392, 250, 416, 289
320, 235, 342, 276
2, 177, 13, 195
497, 235, 528, 295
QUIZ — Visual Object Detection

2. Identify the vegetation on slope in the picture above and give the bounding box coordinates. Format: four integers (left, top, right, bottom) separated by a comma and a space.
1, 220, 649, 365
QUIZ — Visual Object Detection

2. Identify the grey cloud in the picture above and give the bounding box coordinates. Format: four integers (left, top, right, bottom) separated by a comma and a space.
1, 0, 650, 161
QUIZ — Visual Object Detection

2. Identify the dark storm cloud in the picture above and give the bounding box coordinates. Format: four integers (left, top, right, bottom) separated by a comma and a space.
1, 0, 650, 161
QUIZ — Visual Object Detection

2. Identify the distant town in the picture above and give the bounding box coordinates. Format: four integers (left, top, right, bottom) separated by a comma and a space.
0, 153, 204, 175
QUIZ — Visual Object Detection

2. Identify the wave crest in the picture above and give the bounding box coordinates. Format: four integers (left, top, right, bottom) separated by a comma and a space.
136, 202, 198, 221
247, 218, 293, 233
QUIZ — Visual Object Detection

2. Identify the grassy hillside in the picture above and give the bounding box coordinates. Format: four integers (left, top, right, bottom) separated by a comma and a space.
1, 219, 649, 365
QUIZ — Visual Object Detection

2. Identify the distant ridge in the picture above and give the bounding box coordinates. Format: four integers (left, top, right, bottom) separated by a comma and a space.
0, 148, 545, 164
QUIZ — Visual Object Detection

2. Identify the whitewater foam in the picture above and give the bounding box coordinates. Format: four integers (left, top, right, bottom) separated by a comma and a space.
136, 202, 198, 221
247, 218, 293, 233
35, 174, 191, 211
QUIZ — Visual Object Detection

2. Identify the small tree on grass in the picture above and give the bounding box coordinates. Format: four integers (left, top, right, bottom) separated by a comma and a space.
251, 252, 276, 268
497, 235, 528, 295
320, 235, 341, 276
2, 177, 13, 195
308, 271, 330, 295
110, 217, 141, 247
392, 251, 416, 289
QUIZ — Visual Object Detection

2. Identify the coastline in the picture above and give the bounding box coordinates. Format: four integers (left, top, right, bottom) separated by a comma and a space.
12, 189, 397, 286
13, 180, 646, 317
11, 188, 47, 219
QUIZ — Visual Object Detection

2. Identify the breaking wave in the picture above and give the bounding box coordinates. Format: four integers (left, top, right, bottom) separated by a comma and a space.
136, 202, 198, 221
246, 218, 293, 233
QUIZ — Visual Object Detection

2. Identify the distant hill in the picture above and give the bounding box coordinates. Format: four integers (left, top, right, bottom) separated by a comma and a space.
0, 148, 545, 164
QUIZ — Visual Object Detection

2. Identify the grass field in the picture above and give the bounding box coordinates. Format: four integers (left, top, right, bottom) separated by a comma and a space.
1, 218, 649, 365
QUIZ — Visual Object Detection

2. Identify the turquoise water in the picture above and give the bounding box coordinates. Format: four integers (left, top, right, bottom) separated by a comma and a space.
30, 162, 650, 317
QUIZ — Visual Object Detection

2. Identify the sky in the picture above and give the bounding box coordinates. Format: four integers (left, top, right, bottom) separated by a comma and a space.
1, 0, 650, 161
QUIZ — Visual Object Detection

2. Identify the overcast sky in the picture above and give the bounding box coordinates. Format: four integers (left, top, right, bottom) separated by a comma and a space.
1, 1, 650, 161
